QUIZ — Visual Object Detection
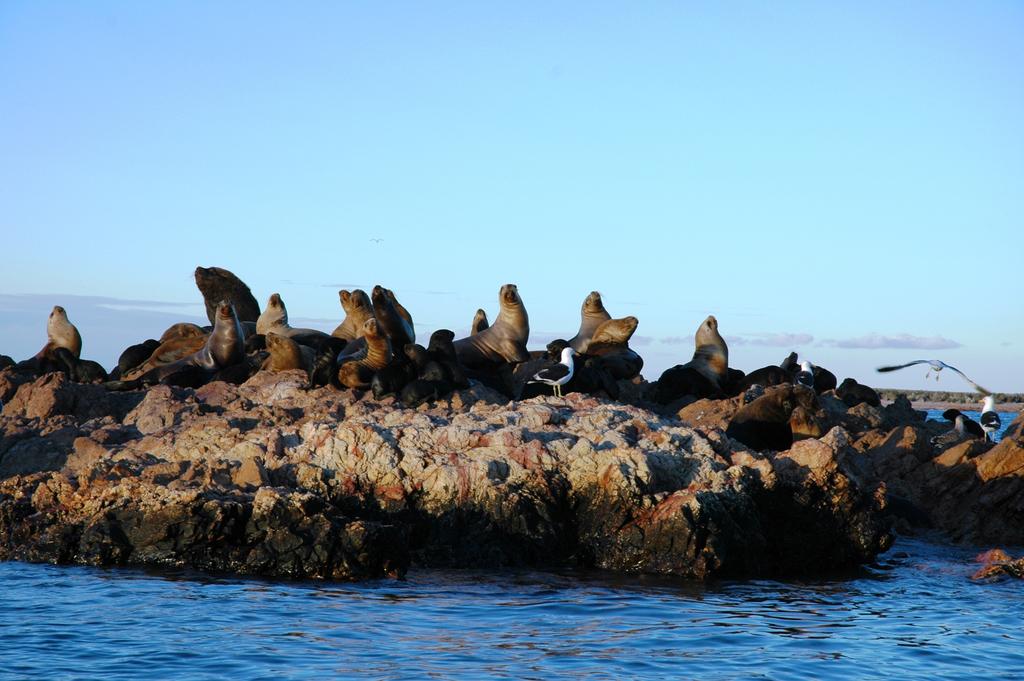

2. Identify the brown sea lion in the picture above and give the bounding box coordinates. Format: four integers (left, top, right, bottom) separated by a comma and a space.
583, 316, 643, 380
257, 293, 330, 339
194, 266, 261, 324
568, 291, 612, 353
726, 384, 819, 451
34, 306, 82, 360
115, 301, 245, 388
331, 289, 375, 341
589, 316, 638, 346
262, 332, 315, 373
159, 323, 206, 343
124, 334, 208, 380
470, 309, 489, 336
371, 286, 415, 349
453, 284, 530, 366
337, 318, 393, 389
679, 315, 729, 389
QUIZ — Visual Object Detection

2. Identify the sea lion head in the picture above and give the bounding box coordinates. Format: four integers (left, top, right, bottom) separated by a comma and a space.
362, 317, 380, 339
371, 285, 388, 308
257, 293, 288, 334
405, 343, 430, 367
546, 338, 571, 359
591, 316, 639, 346
582, 291, 606, 316
498, 284, 524, 311
695, 315, 725, 349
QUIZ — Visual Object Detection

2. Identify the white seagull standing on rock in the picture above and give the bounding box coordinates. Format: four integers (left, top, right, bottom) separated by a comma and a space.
980, 395, 1001, 442
795, 361, 815, 389
876, 359, 991, 395
529, 347, 575, 397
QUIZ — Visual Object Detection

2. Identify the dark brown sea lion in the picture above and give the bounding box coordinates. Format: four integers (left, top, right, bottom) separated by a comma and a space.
453, 284, 530, 367
194, 266, 261, 324
371, 286, 415, 351
732, 365, 791, 395
331, 289, 375, 341
34, 306, 82, 360
836, 378, 881, 408
51, 347, 109, 383
726, 384, 819, 452
337, 318, 393, 389
470, 309, 489, 336
117, 339, 160, 376
568, 291, 612, 353
262, 332, 315, 373
257, 293, 330, 339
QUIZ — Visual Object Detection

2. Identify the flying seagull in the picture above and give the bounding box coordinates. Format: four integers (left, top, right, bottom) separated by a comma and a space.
529, 347, 575, 397
370, 238, 384, 244
876, 360, 991, 395
980, 395, 1001, 442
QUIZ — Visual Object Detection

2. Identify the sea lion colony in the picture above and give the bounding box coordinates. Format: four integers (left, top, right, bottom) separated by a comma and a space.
2, 265, 900, 451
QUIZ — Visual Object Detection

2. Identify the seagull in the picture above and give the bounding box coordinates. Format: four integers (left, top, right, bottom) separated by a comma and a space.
876, 360, 991, 395
529, 347, 574, 397
941, 409, 984, 439
980, 395, 1001, 442
795, 360, 815, 389
370, 238, 384, 244
930, 413, 973, 448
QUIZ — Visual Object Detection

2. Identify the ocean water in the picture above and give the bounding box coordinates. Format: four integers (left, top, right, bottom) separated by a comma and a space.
924, 408, 1016, 441
1, 536, 1022, 680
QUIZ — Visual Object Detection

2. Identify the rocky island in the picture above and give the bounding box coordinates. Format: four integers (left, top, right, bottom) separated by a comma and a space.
2, 367, 1021, 581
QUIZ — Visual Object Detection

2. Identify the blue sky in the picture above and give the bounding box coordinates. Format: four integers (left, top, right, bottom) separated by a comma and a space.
1, 2, 1021, 392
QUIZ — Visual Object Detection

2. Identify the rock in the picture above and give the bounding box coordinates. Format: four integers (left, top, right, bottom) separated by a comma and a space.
0, 373, 898, 580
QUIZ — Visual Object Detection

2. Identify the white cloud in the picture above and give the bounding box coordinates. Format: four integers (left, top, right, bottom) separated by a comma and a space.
821, 333, 962, 350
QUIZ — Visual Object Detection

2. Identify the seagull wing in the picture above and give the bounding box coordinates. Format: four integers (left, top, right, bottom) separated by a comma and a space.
938, 362, 992, 396
876, 360, 929, 372
531, 364, 570, 383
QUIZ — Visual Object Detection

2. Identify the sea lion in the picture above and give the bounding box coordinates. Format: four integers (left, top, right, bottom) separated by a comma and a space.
51, 347, 109, 383
568, 291, 612, 353
583, 316, 643, 380
681, 315, 729, 388
257, 293, 330, 339
726, 384, 819, 452
426, 329, 469, 389
0, 355, 14, 370
111, 301, 245, 389
194, 266, 261, 324
337, 318, 393, 389
159, 323, 206, 343
331, 289, 375, 341
470, 309, 489, 336
732, 365, 791, 395
371, 286, 415, 350
35, 306, 82, 360
780, 352, 799, 373
836, 378, 881, 408
262, 332, 315, 373
453, 284, 530, 367
117, 339, 160, 375
812, 365, 838, 394
653, 365, 718, 404
124, 334, 208, 380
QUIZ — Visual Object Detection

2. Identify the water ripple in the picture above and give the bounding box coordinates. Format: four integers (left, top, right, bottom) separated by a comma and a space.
1, 537, 1023, 680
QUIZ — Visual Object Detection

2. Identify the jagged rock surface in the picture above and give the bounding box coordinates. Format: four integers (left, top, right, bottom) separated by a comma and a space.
0, 367, 949, 580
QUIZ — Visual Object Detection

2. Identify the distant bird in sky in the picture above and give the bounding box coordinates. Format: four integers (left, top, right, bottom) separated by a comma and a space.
795, 360, 815, 389
370, 238, 384, 244
529, 347, 574, 397
980, 395, 1001, 442
876, 359, 991, 395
